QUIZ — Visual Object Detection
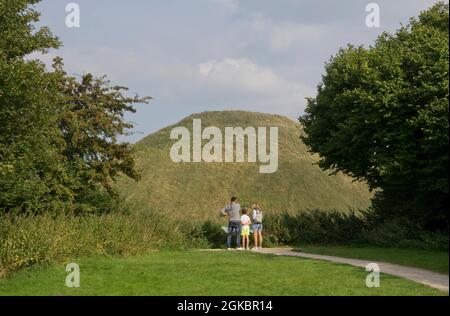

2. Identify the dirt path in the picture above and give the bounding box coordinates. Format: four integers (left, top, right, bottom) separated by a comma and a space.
256, 247, 448, 292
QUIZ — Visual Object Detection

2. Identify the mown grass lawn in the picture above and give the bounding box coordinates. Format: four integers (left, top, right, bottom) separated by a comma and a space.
296, 246, 449, 274
0, 251, 445, 296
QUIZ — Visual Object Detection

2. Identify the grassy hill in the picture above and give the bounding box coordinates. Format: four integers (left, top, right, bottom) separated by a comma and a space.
116, 111, 372, 220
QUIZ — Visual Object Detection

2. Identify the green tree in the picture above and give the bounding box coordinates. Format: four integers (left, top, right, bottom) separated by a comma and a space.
299, 3, 449, 229
52, 58, 150, 212
1, 0, 149, 214
0, 0, 68, 213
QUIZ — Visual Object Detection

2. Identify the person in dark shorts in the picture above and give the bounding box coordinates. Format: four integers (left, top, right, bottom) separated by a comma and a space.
252, 203, 263, 250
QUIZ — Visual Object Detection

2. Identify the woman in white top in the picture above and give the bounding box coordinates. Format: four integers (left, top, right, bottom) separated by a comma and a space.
251, 203, 263, 250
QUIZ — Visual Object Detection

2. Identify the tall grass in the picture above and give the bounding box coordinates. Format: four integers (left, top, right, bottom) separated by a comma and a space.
0, 211, 208, 276
2, 208, 447, 277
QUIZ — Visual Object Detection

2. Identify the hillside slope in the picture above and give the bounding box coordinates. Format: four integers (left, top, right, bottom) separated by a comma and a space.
116, 111, 372, 220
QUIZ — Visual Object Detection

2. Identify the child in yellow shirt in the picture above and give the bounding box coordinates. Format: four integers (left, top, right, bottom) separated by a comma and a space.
240, 208, 252, 250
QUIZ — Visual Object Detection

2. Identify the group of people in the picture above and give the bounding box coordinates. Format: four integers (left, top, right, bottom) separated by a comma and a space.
220, 197, 263, 250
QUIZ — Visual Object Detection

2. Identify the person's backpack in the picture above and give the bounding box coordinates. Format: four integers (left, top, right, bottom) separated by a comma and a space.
254, 210, 263, 223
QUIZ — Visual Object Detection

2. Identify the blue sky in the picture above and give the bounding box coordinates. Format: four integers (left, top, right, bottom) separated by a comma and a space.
34, 0, 443, 142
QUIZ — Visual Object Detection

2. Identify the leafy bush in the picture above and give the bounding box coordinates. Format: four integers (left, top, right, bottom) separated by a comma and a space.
199, 220, 226, 248
263, 210, 367, 245
262, 210, 448, 250
360, 218, 449, 250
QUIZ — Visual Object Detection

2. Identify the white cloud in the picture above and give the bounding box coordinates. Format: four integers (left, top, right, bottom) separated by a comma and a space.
197, 58, 314, 115
198, 58, 290, 94
250, 14, 329, 52
212, 0, 240, 12
30, 45, 313, 118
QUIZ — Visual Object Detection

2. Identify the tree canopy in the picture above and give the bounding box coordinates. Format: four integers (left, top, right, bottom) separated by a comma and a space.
300, 2, 449, 229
